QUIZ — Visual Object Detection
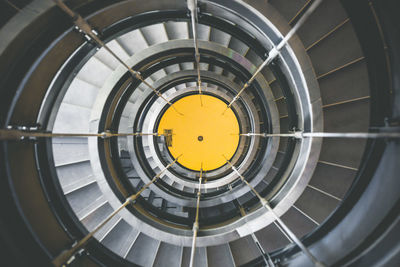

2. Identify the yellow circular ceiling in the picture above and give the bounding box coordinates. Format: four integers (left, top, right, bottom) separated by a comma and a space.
157, 94, 239, 171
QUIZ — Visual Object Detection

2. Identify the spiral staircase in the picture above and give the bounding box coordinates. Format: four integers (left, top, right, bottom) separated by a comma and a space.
0, 0, 399, 267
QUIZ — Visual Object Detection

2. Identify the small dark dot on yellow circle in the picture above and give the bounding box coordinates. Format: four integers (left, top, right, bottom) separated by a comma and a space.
198, 136, 203, 141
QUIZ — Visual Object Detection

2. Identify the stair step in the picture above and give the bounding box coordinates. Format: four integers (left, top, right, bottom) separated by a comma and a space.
62, 78, 99, 109
117, 29, 149, 55
63, 175, 96, 195
245, 49, 263, 66
150, 69, 168, 82
165, 21, 189, 40
96, 216, 122, 241
210, 27, 231, 47
324, 98, 369, 132
102, 219, 138, 257
297, 0, 348, 49
76, 56, 113, 88
295, 186, 340, 224
254, 222, 291, 252
180, 62, 194, 70
126, 233, 160, 266
53, 143, 90, 167
164, 63, 181, 74
229, 235, 262, 266
197, 24, 211, 41
53, 103, 91, 133
181, 246, 208, 267
141, 23, 169, 46
269, 0, 310, 23
153, 242, 183, 267
207, 244, 235, 267
81, 202, 113, 231
66, 183, 103, 217
228, 37, 249, 56
95, 39, 130, 70
320, 60, 369, 106
280, 207, 318, 238
308, 21, 364, 77
309, 162, 356, 199
56, 160, 92, 189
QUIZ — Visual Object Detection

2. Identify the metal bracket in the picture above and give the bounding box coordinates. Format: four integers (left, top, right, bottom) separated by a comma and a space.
100, 130, 113, 139
73, 25, 100, 45
228, 184, 233, 191
290, 127, 304, 139
3, 125, 41, 141
65, 247, 86, 266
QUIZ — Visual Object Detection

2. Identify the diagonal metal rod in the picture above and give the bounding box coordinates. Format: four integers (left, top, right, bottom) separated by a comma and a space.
225, 0, 323, 110
52, 156, 181, 267
240, 131, 400, 139
53, 0, 183, 116
252, 232, 275, 267
0, 129, 163, 141
187, 0, 203, 106
189, 165, 203, 267
224, 157, 325, 267
238, 205, 275, 267
265, 251, 276, 267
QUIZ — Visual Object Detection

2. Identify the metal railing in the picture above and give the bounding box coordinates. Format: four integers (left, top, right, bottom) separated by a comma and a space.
3, 1, 398, 267
189, 166, 203, 267
53, 0, 183, 116
188, 0, 203, 105
225, 157, 325, 267
52, 156, 181, 267
225, 0, 323, 110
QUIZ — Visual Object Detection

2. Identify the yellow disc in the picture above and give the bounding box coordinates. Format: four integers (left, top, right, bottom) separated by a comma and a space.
157, 94, 239, 171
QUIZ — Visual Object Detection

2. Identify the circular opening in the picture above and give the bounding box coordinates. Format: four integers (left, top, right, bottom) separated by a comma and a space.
158, 94, 240, 171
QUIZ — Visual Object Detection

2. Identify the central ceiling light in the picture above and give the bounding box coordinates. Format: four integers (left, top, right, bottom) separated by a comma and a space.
158, 94, 239, 171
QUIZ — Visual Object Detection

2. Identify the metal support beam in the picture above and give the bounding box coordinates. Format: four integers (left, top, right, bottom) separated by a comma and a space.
0, 128, 163, 141
189, 167, 203, 267
53, 0, 183, 115
188, 0, 203, 105
224, 158, 325, 267
226, 0, 323, 109
240, 131, 400, 139
252, 232, 275, 267
51, 156, 181, 267
238, 205, 275, 267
